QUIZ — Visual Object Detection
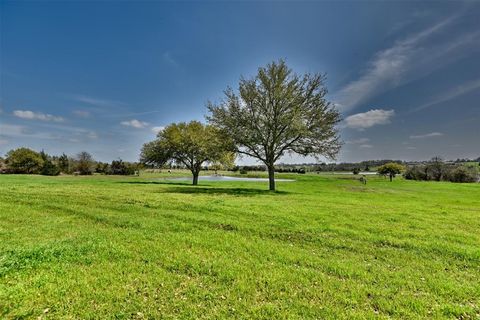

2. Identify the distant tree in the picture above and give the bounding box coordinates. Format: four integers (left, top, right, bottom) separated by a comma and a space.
108, 159, 135, 175
426, 156, 445, 181
377, 162, 405, 182
140, 121, 234, 185
75, 151, 94, 175
58, 153, 70, 173
5, 148, 44, 174
207, 60, 342, 191
352, 167, 360, 175
0, 157, 7, 173
94, 162, 109, 174
41, 159, 60, 176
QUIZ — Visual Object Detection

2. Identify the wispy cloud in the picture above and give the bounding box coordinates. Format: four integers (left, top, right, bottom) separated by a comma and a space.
162, 51, 179, 67
72, 110, 91, 118
13, 110, 64, 122
359, 144, 373, 149
412, 78, 480, 112
345, 109, 395, 130
335, 14, 480, 112
345, 138, 370, 144
410, 132, 444, 139
0, 123, 60, 140
121, 119, 149, 129
72, 95, 124, 108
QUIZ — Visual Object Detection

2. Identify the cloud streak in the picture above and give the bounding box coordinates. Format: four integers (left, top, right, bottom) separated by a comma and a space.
335, 14, 480, 112
13, 110, 64, 122
410, 132, 444, 139
412, 78, 480, 112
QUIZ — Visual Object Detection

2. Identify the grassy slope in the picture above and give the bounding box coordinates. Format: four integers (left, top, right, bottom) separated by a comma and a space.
0, 173, 479, 319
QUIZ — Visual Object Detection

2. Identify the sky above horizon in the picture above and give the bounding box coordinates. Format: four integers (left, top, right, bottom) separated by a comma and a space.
1, 1, 479, 164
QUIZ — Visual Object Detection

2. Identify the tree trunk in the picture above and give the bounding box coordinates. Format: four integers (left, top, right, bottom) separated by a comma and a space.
268, 165, 275, 191
389, 173, 393, 182
192, 172, 199, 185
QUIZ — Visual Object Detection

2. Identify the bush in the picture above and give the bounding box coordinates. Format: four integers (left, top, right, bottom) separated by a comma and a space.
446, 166, 478, 183
5, 148, 44, 174
41, 160, 60, 176
352, 168, 360, 175
239, 167, 248, 174
108, 159, 136, 175
404, 166, 427, 181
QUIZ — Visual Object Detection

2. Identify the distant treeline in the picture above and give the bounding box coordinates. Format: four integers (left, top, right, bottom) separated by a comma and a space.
403, 157, 479, 183
0, 148, 140, 176
1, 147, 478, 183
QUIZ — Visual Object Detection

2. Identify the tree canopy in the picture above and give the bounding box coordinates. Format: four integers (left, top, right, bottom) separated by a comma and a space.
5, 148, 44, 174
207, 60, 342, 190
140, 121, 234, 185
377, 162, 405, 181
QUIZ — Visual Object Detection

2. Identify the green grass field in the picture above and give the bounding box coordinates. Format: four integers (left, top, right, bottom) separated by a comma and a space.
1, 173, 479, 319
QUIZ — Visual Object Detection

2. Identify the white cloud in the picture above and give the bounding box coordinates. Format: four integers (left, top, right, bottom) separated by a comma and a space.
73, 110, 90, 118
151, 126, 165, 134
410, 132, 444, 139
345, 109, 395, 130
13, 110, 64, 122
121, 119, 149, 129
335, 15, 480, 112
345, 138, 370, 144
359, 144, 373, 148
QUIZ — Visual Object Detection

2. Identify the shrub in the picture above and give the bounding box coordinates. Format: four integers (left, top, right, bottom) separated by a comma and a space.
352, 168, 360, 175
41, 160, 60, 176
404, 166, 427, 181
446, 166, 478, 183
5, 148, 44, 174
108, 159, 136, 175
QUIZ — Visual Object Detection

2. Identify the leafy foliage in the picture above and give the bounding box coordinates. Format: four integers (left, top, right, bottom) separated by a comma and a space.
377, 162, 405, 181
75, 151, 94, 175
208, 60, 342, 190
40, 159, 60, 176
5, 148, 44, 174
108, 159, 137, 175
141, 121, 234, 184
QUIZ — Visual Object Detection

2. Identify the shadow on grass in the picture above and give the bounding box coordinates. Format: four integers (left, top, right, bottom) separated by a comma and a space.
163, 186, 289, 196
119, 181, 290, 196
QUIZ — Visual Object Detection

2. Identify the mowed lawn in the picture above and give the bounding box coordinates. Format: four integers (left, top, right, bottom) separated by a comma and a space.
1, 173, 479, 319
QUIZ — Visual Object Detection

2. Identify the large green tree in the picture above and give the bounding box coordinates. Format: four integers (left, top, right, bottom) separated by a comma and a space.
5, 148, 44, 174
140, 121, 234, 185
207, 60, 342, 190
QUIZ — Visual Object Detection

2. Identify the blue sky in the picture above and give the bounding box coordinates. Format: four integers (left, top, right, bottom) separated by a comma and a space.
1, 1, 479, 163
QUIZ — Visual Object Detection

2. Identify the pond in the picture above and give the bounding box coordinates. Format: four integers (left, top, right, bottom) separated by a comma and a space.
168, 175, 295, 182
